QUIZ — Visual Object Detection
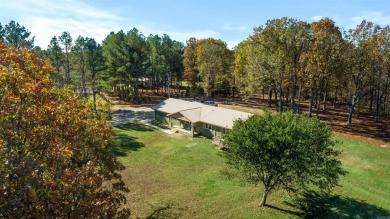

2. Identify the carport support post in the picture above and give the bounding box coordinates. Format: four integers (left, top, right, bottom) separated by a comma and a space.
191, 123, 195, 137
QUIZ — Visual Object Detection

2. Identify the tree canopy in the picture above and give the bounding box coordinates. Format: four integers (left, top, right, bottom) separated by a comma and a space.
224, 111, 345, 207
1, 20, 35, 49
0, 42, 130, 218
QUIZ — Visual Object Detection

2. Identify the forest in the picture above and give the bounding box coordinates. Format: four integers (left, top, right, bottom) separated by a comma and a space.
0, 17, 389, 125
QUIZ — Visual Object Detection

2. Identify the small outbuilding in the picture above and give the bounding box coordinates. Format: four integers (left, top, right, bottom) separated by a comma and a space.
151, 98, 253, 138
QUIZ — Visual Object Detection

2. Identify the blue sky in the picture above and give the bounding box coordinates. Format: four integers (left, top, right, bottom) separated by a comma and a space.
0, 0, 389, 49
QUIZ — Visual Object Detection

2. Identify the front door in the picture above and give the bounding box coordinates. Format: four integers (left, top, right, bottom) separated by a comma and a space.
185, 122, 191, 130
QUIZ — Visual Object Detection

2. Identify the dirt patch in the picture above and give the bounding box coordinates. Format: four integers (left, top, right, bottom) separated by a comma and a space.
169, 132, 190, 140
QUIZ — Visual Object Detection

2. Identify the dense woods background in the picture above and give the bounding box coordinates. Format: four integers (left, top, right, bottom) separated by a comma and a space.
1, 17, 389, 126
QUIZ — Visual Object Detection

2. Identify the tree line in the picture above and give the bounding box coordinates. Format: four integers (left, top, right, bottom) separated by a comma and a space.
1, 18, 389, 124
183, 18, 389, 125
0, 21, 184, 104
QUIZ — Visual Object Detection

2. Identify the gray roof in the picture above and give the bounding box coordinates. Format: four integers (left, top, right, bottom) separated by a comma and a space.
151, 98, 253, 129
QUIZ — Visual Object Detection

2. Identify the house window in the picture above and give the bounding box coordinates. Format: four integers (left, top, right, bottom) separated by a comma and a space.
204, 123, 213, 130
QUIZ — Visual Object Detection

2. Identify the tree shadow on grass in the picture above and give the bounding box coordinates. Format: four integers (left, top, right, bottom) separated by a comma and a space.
265, 204, 301, 217
114, 123, 154, 132
282, 191, 390, 219
327, 196, 390, 219
111, 123, 153, 157
145, 203, 185, 219
111, 133, 144, 157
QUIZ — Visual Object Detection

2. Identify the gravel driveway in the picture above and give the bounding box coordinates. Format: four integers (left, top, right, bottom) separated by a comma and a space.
110, 106, 155, 126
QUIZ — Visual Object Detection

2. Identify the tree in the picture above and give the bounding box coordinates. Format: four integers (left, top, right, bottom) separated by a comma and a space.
344, 20, 375, 124
146, 34, 164, 94
0, 42, 130, 217
224, 111, 345, 207
85, 38, 105, 112
59, 31, 73, 84
102, 29, 148, 102
0, 22, 4, 42
73, 36, 88, 97
246, 18, 311, 112
301, 18, 343, 117
3, 20, 35, 49
183, 37, 199, 96
47, 36, 64, 86
196, 38, 231, 99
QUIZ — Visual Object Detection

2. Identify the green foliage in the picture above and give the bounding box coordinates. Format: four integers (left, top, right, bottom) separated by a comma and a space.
224, 111, 346, 206
219, 79, 231, 97
102, 29, 183, 102
47, 36, 64, 86
242, 18, 311, 111
183, 38, 233, 98
0, 22, 4, 41
59, 31, 73, 84
2, 20, 35, 49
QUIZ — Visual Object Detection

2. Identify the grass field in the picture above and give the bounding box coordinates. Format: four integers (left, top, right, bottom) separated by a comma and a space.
112, 123, 390, 218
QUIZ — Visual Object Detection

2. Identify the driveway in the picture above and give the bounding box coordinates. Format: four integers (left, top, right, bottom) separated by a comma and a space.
110, 106, 155, 126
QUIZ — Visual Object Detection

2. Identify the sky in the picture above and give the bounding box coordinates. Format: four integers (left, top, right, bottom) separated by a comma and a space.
0, 0, 389, 49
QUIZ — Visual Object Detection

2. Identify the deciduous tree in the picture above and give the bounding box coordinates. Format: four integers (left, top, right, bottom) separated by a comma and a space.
183, 37, 199, 95
0, 42, 129, 218
301, 18, 343, 117
224, 111, 345, 207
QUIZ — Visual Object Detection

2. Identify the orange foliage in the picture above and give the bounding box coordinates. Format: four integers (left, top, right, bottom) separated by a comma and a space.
0, 42, 130, 218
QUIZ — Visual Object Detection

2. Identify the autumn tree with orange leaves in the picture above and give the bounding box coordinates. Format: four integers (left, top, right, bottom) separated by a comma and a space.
0, 42, 130, 218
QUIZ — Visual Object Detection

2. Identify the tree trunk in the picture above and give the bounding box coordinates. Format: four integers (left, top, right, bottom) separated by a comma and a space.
347, 104, 355, 125
259, 189, 269, 207
369, 84, 374, 113
134, 77, 140, 103
316, 86, 321, 116
268, 88, 273, 107
333, 85, 338, 107
375, 84, 380, 122
308, 86, 315, 117
274, 88, 278, 111
322, 89, 327, 111
291, 86, 295, 110
278, 83, 283, 113
297, 82, 302, 113
383, 82, 388, 115
285, 87, 289, 107
262, 88, 265, 101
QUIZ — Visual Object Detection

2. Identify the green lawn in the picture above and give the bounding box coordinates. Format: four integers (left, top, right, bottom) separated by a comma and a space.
112, 123, 390, 218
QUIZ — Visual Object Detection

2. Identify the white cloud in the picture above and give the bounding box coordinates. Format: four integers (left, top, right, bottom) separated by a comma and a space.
225, 40, 242, 49
350, 11, 390, 29
0, 0, 221, 48
310, 16, 324, 21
